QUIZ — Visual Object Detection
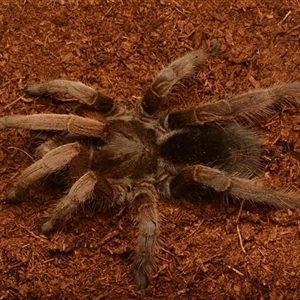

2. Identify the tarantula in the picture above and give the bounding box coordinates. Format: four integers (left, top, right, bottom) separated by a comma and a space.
2, 40, 300, 289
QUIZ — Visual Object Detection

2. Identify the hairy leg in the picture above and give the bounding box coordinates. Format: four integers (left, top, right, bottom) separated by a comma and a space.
170, 164, 300, 209
131, 184, 159, 289
167, 83, 300, 129
6, 142, 80, 203
36, 139, 114, 234
141, 39, 220, 115
34, 139, 62, 159
0, 114, 107, 138
25, 80, 115, 114
39, 171, 112, 234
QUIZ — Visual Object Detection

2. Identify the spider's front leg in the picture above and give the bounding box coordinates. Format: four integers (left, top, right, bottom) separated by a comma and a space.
25, 79, 115, 114
169, 164, 300, 209
0, 114, 107, 138
131, 184, 159, 289
5, 139, 114, 233
6, 142, 81, 203
38, 144, 114, 234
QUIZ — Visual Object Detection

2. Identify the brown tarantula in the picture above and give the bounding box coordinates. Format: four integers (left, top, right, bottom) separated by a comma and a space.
2, 40, 300, 289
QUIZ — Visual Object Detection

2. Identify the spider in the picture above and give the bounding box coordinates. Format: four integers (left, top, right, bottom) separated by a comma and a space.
2, 39, 300, 289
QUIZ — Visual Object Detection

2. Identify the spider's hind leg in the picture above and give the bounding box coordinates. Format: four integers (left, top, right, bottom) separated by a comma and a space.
169, 164, 300, 209
167, 82, 300, 129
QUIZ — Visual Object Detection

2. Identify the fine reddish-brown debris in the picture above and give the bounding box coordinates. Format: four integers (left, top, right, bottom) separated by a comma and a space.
1, 1, 300, 299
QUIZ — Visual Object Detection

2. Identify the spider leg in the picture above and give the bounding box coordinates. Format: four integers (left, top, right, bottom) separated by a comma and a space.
141, 39, 220, 115
39, 170, 113, 234
131, 184, 159, 289
6, 142, 81, 203
25, 80, 115, 114
169, 164, 300, 209
0, 114, 107, 138
167, 82, 300, 129
34, 139, 62, 160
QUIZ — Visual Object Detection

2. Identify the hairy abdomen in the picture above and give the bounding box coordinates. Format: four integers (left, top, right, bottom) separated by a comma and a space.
159, 122, 261, 178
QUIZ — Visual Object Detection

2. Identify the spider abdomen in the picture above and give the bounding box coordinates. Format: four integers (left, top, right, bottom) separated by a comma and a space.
160, 122, 262, 178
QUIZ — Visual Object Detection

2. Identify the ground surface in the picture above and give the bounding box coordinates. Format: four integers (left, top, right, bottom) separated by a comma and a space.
1, 0, 300, 299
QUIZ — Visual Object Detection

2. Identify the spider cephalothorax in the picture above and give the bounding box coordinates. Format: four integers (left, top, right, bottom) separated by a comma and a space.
2, 40, 300, 289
